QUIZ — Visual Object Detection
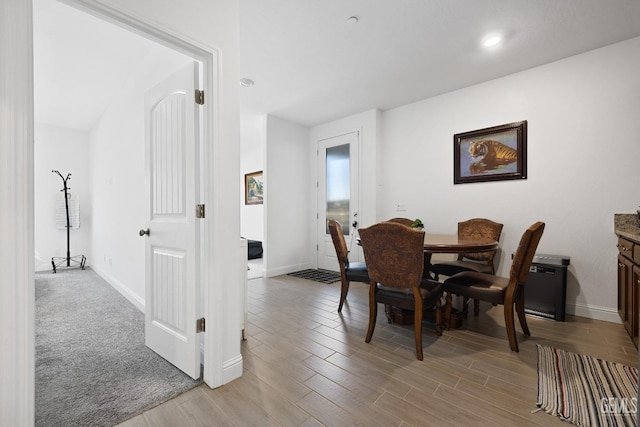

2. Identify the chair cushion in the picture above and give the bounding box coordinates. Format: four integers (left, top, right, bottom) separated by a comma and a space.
375, 279, 443, 310
345, 261, 369, 283
430, 260, 493, 277
443, 271, 509, 305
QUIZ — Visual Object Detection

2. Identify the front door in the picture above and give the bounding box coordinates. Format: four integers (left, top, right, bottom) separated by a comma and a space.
142, 63, 201, 379
317, 131, 361, 271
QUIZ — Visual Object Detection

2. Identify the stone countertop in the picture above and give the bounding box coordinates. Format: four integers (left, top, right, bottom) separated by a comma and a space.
615, 213, 640, 242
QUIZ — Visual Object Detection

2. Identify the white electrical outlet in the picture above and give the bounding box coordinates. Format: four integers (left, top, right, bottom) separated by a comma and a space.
396, 203, 407, 211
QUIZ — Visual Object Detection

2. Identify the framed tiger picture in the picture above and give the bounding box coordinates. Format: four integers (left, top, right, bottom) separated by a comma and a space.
454, 120, 527, 184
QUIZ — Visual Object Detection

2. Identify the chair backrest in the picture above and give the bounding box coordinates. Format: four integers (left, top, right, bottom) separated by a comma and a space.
386, 217, 415, 228
509, 221, 545, 285
458, 218, 503, 263
358, 222, 425, 289
328, 219, 349, 267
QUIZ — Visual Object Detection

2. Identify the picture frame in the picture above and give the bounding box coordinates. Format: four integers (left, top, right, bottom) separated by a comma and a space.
244, 171, 264, 205
454, 120, 527, 184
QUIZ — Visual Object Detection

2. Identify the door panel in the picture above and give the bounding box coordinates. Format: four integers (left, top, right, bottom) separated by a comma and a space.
144, 62, 200, 379
317, 132, 361, 270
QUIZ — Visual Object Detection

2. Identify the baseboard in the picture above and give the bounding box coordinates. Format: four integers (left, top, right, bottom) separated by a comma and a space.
221, 354, 243, 384
567, 302, 621, 324
91, 265, 145, 313
265, 262, 314, 278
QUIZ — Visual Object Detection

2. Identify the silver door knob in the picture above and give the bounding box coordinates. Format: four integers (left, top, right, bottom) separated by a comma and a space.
139, 228, 150, 236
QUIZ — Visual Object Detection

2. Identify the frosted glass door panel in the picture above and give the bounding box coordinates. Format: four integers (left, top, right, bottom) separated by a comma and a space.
326, 143, 350, 235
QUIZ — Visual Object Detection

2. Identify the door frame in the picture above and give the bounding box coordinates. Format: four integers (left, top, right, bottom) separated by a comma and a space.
309, 111, 380, 273
316, 131, 363, 270
63, 0, 228, 388
3, 0, 244, 422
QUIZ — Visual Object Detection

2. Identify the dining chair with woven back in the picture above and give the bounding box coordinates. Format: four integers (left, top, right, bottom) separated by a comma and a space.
442, 221, 545, 352
386, 217, 432, 277
430, 218, 503, 316
358, 221, 444, 360
328, 219, 370, 313
386, 217, 415, 227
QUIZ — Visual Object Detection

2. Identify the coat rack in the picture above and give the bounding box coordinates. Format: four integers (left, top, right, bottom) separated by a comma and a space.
51, 170, 86, 273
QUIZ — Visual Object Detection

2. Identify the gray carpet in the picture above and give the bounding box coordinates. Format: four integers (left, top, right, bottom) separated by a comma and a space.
35, 268, 202, 427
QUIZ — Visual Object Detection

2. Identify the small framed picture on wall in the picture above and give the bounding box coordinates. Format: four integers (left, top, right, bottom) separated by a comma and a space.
244, 171, 264, 205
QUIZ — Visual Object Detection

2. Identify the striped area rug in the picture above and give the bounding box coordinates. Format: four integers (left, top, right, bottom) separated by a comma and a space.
286, 269, 341, 284
537, 345, 638, 427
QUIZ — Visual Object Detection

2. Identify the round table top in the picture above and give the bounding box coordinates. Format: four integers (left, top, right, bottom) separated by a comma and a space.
423, 233, 499, 254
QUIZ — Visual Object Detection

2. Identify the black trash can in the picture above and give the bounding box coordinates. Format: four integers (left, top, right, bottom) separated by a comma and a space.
520, 254, 570, 321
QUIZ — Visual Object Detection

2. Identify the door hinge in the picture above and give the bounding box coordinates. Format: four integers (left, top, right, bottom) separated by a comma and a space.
196, 204, 205, 218
196, 317, 205, 333
195, 89, 204, 105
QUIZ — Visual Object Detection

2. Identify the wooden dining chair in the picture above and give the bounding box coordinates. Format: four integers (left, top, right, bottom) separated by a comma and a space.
386, 217, 415, 227
328, 219, 370, 312
386, 217, 432, 277
430, 218, 503, 316
443, 221, 545, 352
359, 222, 443, 360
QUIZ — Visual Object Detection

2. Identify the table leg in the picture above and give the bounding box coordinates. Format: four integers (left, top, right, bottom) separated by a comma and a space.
445, 292, 453, 330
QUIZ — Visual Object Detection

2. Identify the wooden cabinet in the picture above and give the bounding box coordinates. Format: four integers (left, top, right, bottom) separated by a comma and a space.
617, 236, 639, 347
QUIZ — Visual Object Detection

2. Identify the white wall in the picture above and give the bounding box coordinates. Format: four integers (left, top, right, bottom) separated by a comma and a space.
89, 45, 191, 309
378, 37, 640, 322
34, 123, 91, 271
264, 115, 311, 276
240, 111, 265, 241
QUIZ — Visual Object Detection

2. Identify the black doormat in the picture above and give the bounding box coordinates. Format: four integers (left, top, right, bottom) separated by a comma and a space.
287, 269, 341, 284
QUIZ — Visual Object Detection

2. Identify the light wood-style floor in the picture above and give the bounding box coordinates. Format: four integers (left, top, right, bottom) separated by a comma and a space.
118, 274, 637, 427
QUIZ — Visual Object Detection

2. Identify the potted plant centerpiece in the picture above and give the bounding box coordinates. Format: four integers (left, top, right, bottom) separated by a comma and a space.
411, 219, 424, 229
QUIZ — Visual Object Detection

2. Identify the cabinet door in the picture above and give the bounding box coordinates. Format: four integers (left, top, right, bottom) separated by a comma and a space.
633, 265, 640, 347
618, 255, 634, 335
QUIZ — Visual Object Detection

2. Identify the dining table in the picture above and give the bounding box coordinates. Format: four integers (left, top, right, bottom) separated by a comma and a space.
422, 233, 499, 254
357, 230, 500, 328
420, 233, 499, 329
357, 232, 499, 254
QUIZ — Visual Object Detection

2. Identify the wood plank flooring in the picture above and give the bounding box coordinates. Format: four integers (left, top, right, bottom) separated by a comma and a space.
118, 274, 637, 427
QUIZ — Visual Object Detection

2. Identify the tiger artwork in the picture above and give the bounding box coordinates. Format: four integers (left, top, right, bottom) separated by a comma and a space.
468, 139, 517, 174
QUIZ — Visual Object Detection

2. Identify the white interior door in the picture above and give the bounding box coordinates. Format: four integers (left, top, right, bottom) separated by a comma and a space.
317, 131, 361, 271
142, 62, 201, 379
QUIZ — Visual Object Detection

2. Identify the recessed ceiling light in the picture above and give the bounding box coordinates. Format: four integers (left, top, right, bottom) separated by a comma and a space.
239, 78, 254, 87
482, 34, 502, 48
347, 16, 359, 24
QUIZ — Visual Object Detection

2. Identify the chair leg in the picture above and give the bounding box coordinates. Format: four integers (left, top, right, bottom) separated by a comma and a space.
337, 278, 350, 313
462, 297, 469, 318
365, 283, 377, 343
413, 288, 424, 360
503, 303, 519, 352
444, 293, 453, 331
384, 304, 392, 323
434, 299, 443, 336
473, 298, 480, 316
516, 292, 530, 336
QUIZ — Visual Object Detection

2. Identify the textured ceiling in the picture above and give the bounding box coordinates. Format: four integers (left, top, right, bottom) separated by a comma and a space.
34, 0, 640, 130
